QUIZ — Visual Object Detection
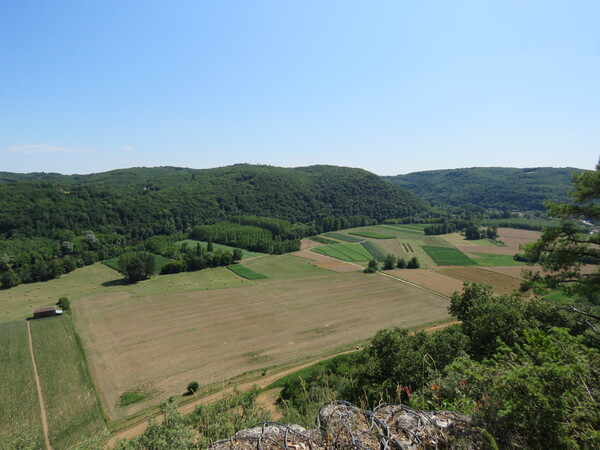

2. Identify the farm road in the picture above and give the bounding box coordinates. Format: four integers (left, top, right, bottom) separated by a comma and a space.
27, 321, 52, 450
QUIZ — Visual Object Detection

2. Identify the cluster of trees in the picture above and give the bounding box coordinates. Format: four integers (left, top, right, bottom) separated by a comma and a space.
0, 231, 124, 289
383, 254, 420, 269
423, 222, 457, 235
190, 223, 300, 254
465, 225, 498, 240
162, 243, 241, 274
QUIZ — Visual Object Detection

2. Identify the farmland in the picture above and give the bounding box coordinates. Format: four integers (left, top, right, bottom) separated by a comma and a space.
311, 243, 374, 261
422, 246, 476, 266
74, 255, 451, 419
349, 231, 396, 239
0, 321, 44, 449
30, 316, 106, 449
227, 264, 267, 279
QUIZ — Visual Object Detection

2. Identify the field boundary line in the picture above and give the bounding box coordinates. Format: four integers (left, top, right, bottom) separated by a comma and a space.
27, 320, 52, 450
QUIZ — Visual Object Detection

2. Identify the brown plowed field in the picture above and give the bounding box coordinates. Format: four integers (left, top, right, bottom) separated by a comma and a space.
300, 239, 321, 250
76, 257, 450, 419
390, 269, 465, 297
435, 266, 520, 295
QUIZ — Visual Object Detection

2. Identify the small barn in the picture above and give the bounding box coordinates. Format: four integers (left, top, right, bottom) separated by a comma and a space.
33, 306, 63, 319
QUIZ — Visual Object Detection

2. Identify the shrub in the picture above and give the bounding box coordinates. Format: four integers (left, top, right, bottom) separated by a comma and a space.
187, 381, 199, 395
57, 297, 70, 311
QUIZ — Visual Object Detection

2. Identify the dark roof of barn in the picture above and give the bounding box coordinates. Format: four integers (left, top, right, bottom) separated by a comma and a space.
33, 306, 57, 313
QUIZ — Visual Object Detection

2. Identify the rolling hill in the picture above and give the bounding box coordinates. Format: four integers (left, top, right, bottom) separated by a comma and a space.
0, 164, 427, 239
383, 167, 583, 211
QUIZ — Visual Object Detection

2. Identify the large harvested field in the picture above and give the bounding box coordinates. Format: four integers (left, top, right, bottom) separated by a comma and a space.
75, 255, 451, 419
30, 316, 105, 449
435, 266, 521, 295
0, 321, 44, 449
390, 269, 465, 297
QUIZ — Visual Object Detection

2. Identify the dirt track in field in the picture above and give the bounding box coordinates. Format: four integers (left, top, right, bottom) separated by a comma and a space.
77, 263, 450, 420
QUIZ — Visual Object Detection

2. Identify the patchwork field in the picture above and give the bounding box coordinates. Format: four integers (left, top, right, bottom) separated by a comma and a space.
0, 321, 44, 449
75, 255, 451, 419
435, 266, 521, 295
311, 243, 374, 261
30, 316, 105, 449
422, 246, 476, 266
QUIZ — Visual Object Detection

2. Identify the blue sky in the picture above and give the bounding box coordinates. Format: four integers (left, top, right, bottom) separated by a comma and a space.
1, 1, 598, 175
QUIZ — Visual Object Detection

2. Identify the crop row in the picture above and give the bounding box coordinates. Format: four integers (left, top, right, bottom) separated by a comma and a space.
360, 241, 386, 262
322, 232, 363, 243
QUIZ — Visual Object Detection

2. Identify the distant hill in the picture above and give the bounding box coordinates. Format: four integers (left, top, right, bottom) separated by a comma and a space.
0, 164, 426, 239
383, 167, 584, 211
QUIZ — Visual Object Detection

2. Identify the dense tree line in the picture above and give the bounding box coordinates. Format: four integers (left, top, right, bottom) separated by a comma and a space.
0, 165, 426, 241
190, 222, 300, 253
384, 166, 582, 211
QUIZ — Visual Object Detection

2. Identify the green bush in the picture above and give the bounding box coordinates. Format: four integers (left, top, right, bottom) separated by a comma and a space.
187, 381, 199, 395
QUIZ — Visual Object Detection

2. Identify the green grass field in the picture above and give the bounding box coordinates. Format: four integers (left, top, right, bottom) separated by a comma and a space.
30, 316, 105, 449
176, 239, 265, 259
227, 264, 267, 280
422, 246, 477, 266
311, 243, 373, 262
0, 322, 44, 449
102, 254, 175, 276
322, 232, 364, 243
376, 224, 427, 234
349, 231, 396, 239
471, 253, 526, 267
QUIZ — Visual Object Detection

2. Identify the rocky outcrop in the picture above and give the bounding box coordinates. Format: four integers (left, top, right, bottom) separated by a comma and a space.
209, 400, 486, 449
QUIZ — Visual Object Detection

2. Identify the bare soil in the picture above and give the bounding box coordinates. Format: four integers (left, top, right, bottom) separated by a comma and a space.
435, 266, 521, 295
389, 269, 465, 297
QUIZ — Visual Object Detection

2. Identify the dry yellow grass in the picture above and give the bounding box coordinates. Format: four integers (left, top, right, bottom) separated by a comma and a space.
75, 255, 451, 419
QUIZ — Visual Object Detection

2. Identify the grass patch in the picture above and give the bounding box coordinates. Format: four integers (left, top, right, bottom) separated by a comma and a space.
176, 240, 264, 259
102, 254, 175, 276
322, 232, 363, 243
30, 316, 105, 449
269, 352, 357, 389
349, 231, 396, 239
227, 264, 267, 280
242, 255, 326, 279
308, 236, 338, 245
311, 243, 373, 261
470, 253, 526, 267
422, 246, 477, 266
0, 322, 44, 449
118, 384, 156, 407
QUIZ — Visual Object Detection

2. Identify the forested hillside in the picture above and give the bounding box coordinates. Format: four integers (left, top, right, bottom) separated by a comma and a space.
0, 164, 426, 240
384, 167, 583, 210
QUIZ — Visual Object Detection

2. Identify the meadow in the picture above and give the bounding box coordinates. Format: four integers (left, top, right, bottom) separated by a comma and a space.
422, 246, 477, 266
30, 316, 106, 449
0, 321, 44, 449
311, 243, 373, 261
227, 264, 267, 279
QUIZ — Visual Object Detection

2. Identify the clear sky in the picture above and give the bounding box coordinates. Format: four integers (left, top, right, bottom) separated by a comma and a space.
1, 1, 598, 175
